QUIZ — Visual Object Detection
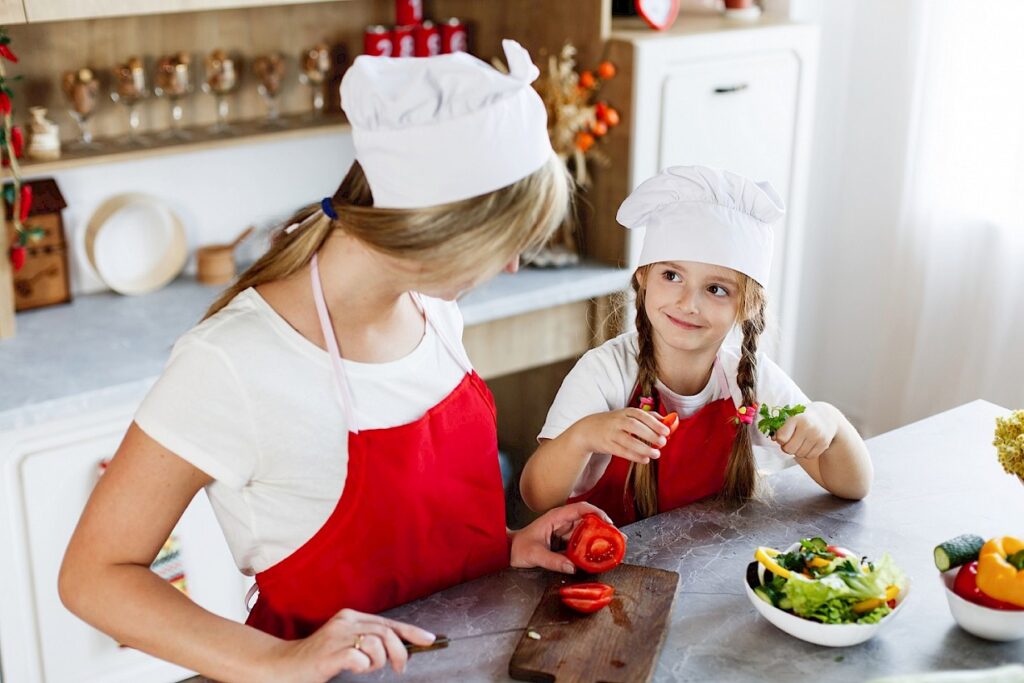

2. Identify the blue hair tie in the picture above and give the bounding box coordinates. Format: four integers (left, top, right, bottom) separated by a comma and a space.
321, 197, 338, 220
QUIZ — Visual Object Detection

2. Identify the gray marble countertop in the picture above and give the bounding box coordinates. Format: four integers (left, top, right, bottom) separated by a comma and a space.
330, 400, 1024, 683
0, 262, 629, 426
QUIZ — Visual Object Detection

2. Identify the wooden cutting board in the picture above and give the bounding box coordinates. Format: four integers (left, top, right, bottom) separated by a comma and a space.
508, 563, 679, 683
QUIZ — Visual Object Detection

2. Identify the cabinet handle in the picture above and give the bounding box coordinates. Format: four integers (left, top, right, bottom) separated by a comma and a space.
713, 83, 749, 94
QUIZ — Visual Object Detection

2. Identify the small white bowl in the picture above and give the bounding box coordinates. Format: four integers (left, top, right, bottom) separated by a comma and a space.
941, 570, 1024, 641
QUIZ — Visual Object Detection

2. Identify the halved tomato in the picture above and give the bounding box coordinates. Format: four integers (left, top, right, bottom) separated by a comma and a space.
561, 595, 613, 614
566, 513, 626, 574
559, 582, 615, 602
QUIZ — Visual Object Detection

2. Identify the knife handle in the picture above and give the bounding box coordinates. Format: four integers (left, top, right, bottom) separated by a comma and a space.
404, 634, 449, 654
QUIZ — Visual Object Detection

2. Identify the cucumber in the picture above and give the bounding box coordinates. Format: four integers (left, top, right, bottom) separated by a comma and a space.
934, 534, 985, 571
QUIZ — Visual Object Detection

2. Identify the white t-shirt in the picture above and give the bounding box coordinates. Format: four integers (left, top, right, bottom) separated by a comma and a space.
134, 288, 469, 575
538, 332, 809, 498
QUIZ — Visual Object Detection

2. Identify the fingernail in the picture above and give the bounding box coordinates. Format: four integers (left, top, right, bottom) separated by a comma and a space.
659, 437, 667, 445
563, 562, 576, 573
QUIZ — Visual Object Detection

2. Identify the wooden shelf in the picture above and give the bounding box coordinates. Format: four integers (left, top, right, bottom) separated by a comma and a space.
8, 112, 350, 177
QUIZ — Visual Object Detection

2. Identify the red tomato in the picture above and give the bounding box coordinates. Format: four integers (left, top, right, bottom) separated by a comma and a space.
954, 562, 1024, 610
562, 595, 613, 613
559, 582, 615, 602
566, 513, 626, 574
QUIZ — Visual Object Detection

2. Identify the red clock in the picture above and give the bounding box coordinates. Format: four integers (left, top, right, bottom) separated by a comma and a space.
635, 0, 679, 30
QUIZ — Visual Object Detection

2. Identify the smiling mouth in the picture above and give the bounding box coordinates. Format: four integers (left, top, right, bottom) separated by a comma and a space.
666, 313, 703, 330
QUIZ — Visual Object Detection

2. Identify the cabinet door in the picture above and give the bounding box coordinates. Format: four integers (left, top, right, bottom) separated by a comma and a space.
23, 0, 341, 22
0, 407, 249, 683
658, 51, 800, 324
0, 0, 26, 24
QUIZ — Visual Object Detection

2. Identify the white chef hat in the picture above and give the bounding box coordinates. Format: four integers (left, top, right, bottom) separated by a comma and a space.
340, 39, 554, 209
616, 166, 785, 287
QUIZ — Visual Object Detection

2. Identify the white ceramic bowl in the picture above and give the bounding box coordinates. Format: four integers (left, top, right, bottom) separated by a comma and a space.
940, 570, 1024, 641
744, 545, 910, 647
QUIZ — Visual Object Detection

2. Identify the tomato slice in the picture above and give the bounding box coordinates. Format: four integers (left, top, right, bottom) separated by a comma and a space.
661, 412, 680, 436
561, 595, 613, 614
559, 582, 615, 602
953, 561, 1024, 610
566, 513, 626, 574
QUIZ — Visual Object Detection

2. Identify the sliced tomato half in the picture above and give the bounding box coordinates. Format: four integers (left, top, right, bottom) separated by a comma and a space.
566, 513, 626, 574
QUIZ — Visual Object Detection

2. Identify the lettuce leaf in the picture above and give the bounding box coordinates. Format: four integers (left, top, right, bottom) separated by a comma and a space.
781, 553, 905, 624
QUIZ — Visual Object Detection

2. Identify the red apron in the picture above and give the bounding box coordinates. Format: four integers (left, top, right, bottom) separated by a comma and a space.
569, 359, 738, 526
245, 253, 510, 639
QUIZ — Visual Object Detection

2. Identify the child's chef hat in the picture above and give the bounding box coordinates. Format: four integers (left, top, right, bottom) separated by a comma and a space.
616, 166, 785, 287
341, 39, 554, 209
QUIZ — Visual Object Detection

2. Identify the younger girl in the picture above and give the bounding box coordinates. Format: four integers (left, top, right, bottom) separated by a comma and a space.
520, 166, 873, 525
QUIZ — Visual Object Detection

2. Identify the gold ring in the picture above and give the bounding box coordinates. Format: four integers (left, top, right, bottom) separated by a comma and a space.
352, 634, 365, 652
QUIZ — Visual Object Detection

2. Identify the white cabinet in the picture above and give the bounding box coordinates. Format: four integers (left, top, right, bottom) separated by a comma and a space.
0, 403, 249, 683
611, 18, 819, 370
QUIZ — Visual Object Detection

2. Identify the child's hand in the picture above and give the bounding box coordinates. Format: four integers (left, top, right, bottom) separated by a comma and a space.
574, 408, 671, 464
773, 403, 839, 460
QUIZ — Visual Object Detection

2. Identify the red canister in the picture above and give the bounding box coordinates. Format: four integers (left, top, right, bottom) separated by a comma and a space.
395, 0, 423, 26
363, 25, 393, 57
414, 21, 441, 57
393, 24, 416, 58
440, 18, 468, 54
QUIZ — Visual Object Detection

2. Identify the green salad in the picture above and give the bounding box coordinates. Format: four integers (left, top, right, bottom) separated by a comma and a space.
748, 537, 907, 625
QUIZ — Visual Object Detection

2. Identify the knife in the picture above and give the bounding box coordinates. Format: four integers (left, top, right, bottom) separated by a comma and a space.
404, 621, 570, 654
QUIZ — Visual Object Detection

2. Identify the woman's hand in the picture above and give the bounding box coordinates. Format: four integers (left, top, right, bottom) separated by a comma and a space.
509, 502, 617, 574
573, 408, 670, 464
774, 403, 840, 460
263, 609, 436, 682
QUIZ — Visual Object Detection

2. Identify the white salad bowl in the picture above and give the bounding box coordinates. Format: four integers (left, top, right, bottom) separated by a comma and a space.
940, 570, 1024, 641
744, 543, 910, 647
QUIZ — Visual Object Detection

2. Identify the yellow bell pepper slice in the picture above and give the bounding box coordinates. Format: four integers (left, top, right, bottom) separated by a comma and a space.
808, 556, 831, 568
754, 546, 792, 580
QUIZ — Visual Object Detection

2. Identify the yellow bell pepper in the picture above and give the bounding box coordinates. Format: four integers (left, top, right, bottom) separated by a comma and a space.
976, 536, 1024, 608
754, 546, 792, 580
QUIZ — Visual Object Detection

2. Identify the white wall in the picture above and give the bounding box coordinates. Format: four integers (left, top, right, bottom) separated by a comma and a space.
34, 130, 356, 295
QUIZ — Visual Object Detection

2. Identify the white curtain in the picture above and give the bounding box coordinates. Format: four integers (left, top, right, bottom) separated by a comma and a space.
792, 0, 1024, 435
864, 0, 1024, 433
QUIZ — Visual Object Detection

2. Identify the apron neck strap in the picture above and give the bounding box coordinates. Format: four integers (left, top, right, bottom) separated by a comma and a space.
309, 253, 475, 432
311, 252, 359, 433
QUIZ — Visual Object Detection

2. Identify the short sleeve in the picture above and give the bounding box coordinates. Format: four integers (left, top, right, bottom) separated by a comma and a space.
134, 338, 259, 490
538, 348, 629, 442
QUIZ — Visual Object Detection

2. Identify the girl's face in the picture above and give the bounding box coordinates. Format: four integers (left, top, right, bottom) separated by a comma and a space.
418, 254, 521, 301
641, 260, 742, 354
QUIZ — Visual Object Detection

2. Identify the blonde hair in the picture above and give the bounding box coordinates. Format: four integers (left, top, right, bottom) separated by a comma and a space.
626, 265, 767, 518
205, 155, 573, 319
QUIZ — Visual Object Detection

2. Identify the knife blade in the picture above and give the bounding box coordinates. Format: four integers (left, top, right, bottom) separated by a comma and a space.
404, 621, 570, 654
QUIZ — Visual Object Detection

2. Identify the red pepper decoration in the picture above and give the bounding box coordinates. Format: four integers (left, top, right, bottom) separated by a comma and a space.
10, 125, 22, 158
565, 513, 626, 574
9, 245, 25, 271
0, 92, 10, 116
0, 44, 17, 63
559, 582, 615, 614
953, 561, 1024, 610
19, 183, 31, 222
